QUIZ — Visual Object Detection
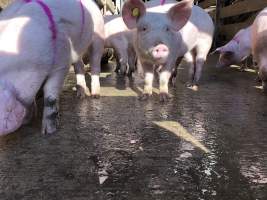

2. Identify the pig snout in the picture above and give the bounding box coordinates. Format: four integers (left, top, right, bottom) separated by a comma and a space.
150, 44, 169, 62
0, 83, 26, 136
216, 62, 227, 68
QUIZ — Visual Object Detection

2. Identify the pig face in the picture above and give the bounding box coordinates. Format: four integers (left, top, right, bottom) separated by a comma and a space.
215, 40, 242, 68
0, 81, 26, 136
122, 0, 193, 65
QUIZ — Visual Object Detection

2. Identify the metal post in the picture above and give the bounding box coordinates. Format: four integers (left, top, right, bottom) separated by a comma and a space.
213, 0, 221, 48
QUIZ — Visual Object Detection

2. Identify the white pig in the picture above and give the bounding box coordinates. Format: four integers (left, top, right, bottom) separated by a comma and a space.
0, 0, 98, 135
122, 0, 214, 101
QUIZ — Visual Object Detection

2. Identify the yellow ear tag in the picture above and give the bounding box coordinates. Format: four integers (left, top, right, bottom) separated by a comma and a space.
132, 8, 139, 17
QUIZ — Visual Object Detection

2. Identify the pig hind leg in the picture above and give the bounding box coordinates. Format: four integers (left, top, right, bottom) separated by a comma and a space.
88, 36, 104, 98
193, 55, 206, 85
113, 40, 130, 76
127, 45, 137, 77
257, 56, 267, 92
185, 49, 207, 86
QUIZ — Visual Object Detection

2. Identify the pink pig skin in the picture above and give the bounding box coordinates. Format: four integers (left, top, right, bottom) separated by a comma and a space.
252, 7, 267, 92
122, 0, 214, 102
0, 0, 97, 135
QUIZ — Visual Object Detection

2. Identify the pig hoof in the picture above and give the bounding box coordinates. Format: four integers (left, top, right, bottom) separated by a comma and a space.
41, 119, 58, 135
139, 93, 151, 101
91, 94, 100, 99
255, 76, 262, 83
170, 77, 176, 87
76, 85, 90, 99
127, 71, 133, 77
186, 82, 193, 88
262, 82, 267, 93
159, 93, 170, 102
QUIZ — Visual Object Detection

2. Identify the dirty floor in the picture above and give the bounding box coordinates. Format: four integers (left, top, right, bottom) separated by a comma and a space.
0, 55, 266, 200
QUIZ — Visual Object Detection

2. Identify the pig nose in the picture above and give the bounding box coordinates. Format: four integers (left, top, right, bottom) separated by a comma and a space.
152, 44, 169, 59
216, 62, 225, 68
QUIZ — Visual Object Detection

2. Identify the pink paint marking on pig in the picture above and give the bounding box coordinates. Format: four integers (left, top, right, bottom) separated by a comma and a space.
80, 0, 85, 36
23, 0, 57, 64
160, 0, 166, 5
23, 0, 57, 41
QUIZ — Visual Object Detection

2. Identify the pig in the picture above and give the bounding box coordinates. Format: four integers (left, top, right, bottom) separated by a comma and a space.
74, 2, 104, 99
122, 0, 214, 101
104, 14, 137, 76
251, 7, 267, 92
0, 0, 98, 135
213, 26, 252, 68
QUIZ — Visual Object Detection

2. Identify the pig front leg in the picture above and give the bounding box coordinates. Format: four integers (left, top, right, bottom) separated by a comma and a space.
127, 45, 137, 77
159, 69, 172, 102
42, 68, 68, 135
88, 36, 104, 98
139, 63, 154, 100
73, 59, 90, 99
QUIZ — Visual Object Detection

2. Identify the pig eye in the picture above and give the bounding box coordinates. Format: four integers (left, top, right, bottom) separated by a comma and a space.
165, 26, 170, 32
142, 26, 147, 32
138, 24, 148, 32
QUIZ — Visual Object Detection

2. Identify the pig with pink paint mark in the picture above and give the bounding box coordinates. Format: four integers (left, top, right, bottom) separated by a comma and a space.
0, 0, 100, 135
251, 7, 267, 92
122, 0, 214, 102
213, 26, 252, 68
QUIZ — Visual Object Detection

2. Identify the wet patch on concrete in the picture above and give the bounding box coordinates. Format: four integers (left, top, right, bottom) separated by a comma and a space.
0, 56, 266, 199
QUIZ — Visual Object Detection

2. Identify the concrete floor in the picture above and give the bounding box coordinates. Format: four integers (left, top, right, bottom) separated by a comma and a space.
0, 55, 266, 200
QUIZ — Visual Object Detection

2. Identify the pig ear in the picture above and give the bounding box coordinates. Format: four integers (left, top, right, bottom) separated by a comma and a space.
224, 51, 234, 57
122, 0, 146, 29
167, 0, 193, 31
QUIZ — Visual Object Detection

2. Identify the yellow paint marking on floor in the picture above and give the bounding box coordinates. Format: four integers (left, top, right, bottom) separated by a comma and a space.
153, 121, 210, 153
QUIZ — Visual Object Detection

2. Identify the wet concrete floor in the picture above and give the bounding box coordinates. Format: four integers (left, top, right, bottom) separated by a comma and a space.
0, 55, 267, 200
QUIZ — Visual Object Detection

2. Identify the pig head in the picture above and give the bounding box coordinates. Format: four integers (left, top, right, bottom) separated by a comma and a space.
214, 26, 252, 68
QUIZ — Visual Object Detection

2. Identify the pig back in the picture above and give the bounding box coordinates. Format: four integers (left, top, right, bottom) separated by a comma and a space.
178, 5, 214, 53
